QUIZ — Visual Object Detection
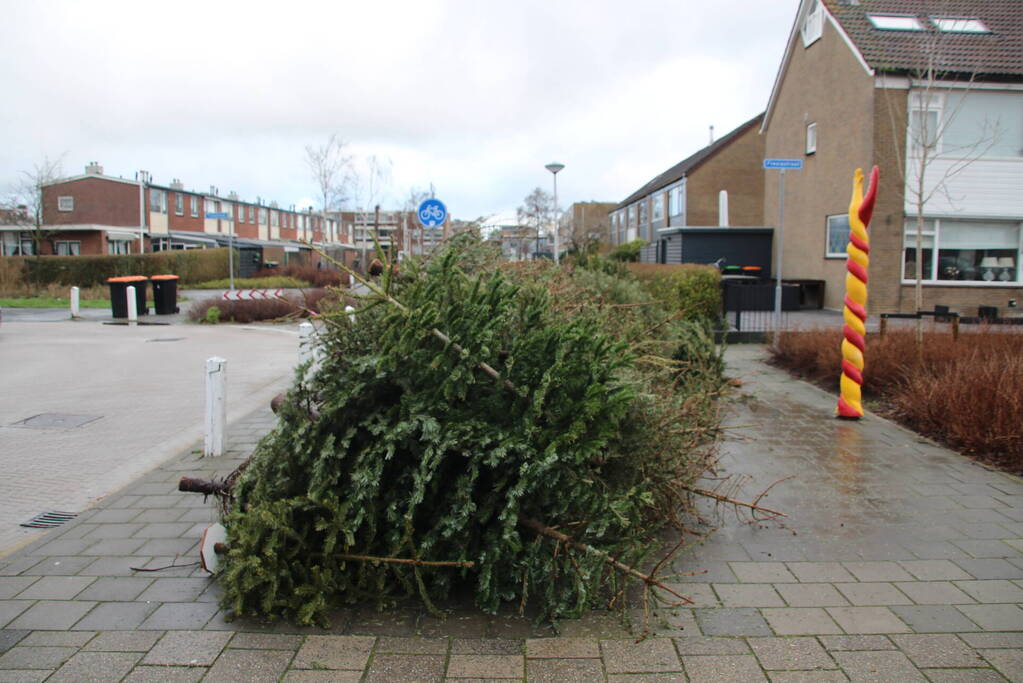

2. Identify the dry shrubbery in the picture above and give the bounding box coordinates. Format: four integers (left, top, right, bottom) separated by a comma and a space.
770, 326, 1023, 472
188, 288, 339, 323
254, 264, 346, 288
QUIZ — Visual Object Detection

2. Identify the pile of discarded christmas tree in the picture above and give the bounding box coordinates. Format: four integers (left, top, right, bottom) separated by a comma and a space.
196, 237, 728, 626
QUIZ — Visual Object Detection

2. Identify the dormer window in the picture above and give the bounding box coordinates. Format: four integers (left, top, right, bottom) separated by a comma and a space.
801, 0, 824, 47
867, 15, 924, 31
931, 17, 990, 33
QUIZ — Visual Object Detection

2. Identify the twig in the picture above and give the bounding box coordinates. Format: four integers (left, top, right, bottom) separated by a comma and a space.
334, 553, 474, 568
680, 485, 787, 518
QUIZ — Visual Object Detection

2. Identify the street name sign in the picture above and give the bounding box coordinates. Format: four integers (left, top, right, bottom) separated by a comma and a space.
205, 212, 231, 219
762, 158, 804, 170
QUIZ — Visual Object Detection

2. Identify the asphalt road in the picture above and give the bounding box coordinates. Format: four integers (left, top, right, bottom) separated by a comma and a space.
0, 318, 301, 556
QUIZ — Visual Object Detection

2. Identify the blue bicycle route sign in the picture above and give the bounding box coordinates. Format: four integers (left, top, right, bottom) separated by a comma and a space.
417, 198, 447, 228
762, 158, 804, 170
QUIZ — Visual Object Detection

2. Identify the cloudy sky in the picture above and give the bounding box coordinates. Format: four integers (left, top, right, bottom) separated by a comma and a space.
1, 1, 796, 220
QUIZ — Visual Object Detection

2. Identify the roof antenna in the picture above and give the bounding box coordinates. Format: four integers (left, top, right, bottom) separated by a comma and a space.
709, 125, 715, 144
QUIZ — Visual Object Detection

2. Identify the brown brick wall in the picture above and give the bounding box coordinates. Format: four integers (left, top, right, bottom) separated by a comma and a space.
37, 230, 106, 255
763, 18, 877, 309
42, 177, 141, 228
687, 123, 765, 227
166, 191, 205, 233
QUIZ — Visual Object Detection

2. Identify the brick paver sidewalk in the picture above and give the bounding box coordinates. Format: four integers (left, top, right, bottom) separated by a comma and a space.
1, 344, 1021, 681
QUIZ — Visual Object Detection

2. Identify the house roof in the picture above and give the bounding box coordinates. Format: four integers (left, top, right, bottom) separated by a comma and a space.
615, 113, 764, 210
824, 0, 1023, 78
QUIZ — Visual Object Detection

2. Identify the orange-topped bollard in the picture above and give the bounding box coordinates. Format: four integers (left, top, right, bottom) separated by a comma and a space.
837, 166, 879, 419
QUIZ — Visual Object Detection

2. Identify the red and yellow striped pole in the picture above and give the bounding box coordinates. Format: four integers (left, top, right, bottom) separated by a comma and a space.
837, 166, 879, 419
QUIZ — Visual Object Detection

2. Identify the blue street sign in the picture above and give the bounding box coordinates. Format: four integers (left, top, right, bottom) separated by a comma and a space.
205, 212, 231, 219
417, 198, 447, 228
763, 158, 804, 170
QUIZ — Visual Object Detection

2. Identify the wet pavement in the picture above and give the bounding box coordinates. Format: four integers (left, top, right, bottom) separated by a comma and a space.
1, 343, 1020, 681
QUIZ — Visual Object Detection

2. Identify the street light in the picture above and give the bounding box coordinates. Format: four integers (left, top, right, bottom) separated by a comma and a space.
545, 162, 564, 264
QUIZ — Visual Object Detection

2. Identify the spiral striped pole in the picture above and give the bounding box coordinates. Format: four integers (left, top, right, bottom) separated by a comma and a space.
837, 165, 879, 419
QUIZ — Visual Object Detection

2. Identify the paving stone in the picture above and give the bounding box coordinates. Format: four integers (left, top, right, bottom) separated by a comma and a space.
747, 636, 835, 670
888, 633, 983, 669
0, 645, 78, 669
78, 556, 152, 577
228, 632, 303, 650
13, 576, 94, 600
674, 636, 750, 655
553, 612, 631, 638
526, 637, 599, 658
774, 583, 849, 607
0, 578, 38, 600
25, 555, 96, 576
902, 539, 972, 560
374, 636, 448, 655
766, 672, 847, 682
18, 631, 93, 647
73, 601, 158, 630
681, 654, 768, 682
292, 635, 374, 670
760, 608, 842, 636
0, 601, 33, 628
527, 657, 604, 682
892, 581, 975, 605
135, 577, 212, 603
730, 562, 798, 583
30, 539, 93, 557
202, 648, 293, 683
7, 600, 96, 630
785, 562, 856, 583
83, 630, 163, 652
600, 637, 681, 674
134, 538, 197, 556
451, 638, 522, 655
842, 561, 914, 582
955, 558, 1023, 580
981, 648, 1023, 682
956, 604, 1023, 631
953, 540, 1017, 558
446, 653, 524, 678
832, 650, 926, 681
137, 601, 219, 630
834, 582, 913, 606
142, 630, 232, 666
890, 605, 981, 633
826, 607, 909, 634
696, 608, 773, 636
960, 632, 1023, 649
87, 509, 142, 524
897, 560, 973, 581
672, 560, 738, 583
0, 628, 30, 653
46, 651, 141, 683
954, 579, 1023, 603
714, 583, 786, 607
416, 611, 491, 638
75, 577, 154, 601
122, 666, 207, 682
817, 635, 895, 651
132, 509, 187, 523
921, 669, 1009, 683
79, 539, 147, 557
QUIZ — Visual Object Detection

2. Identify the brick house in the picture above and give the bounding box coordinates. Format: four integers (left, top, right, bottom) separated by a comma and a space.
563, 201, 618, 250
608, 113, 766, 260
762, 0, 1023, 313
36, 163, 347, 262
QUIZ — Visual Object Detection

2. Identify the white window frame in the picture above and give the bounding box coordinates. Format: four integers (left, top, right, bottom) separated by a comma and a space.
190, 196, 199, 217
259, 208, 267, 224
806, 122, 818, 155
249, 206, 255, 222
801, 0, 823, 46
652, 193, 665, 221
108, 240, 131, 255
238, 205, 245, 223
868, 14, 925, 31
174, 193, 184, 215
58, 196, 74, 212
825, 214, 849, 258
930, 17, 988, 33
901, 218, 1022, 285
55, 240, 80, 255
150, 189, 166, 214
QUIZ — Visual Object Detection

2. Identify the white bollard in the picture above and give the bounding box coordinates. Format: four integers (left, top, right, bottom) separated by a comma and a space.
126, 285, 138, 323
204, 357, 227, 457
345, 305, 356, 324
298, 322, 314, 365
70, 286, 80, 318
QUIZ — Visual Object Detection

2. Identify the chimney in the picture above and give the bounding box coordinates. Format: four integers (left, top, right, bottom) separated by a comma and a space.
209, 185, 218, 197
709, 126, 715, 144
228, 191, 239, 200
169, 178, 184, 191
85, 162, 103, 175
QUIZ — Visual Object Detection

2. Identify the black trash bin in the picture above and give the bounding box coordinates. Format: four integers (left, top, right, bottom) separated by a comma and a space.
106, 276, 149, 318
150, 274, 180, 315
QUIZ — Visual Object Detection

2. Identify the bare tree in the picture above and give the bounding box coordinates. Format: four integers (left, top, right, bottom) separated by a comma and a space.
305, 135, 353, 241
4, 154, 66, 257
517, 187, 553, 260
562, 203, 609, 253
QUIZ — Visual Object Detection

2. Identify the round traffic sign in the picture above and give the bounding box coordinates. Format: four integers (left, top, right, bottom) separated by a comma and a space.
417, 198, 447, 228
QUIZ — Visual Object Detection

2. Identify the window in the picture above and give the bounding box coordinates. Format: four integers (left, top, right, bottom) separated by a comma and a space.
806, 122, 817, 155
190, 196, 199, 217
902, 219, 1021, 283
174, 193, 184, 215
943, 91, 1023, 158
627, 205, 635, 227
867, 14, 924, 31
801, 0, 824, 46
150, 189, 166, 213
909, 108, 940, 152
271, 211, 279, 228
826, 214, 850, 257
108, 241, 131, 255
237, 205, 244, 223
55, 240, 80, 256
259, 208, 267, 224
652, 194, 664, 221
638, 201, 648, 226
667, 186, 683, 217
58, 196, 74, 212
931, 17, 989, 33
249, 206, 255, 222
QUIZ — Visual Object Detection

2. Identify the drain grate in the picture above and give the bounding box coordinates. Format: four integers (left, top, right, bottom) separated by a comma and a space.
11, 413, 102, 430
21, 511, 78, 529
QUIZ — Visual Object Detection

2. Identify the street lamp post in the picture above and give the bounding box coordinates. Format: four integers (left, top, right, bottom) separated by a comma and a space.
545, 162, 564, 264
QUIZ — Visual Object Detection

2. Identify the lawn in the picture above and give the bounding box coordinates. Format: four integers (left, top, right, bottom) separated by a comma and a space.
0, 297, 125, 309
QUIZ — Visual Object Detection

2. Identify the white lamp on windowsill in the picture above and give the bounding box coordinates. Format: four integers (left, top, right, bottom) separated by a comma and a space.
998, 257, 1015, 281
980, 256, 999, 281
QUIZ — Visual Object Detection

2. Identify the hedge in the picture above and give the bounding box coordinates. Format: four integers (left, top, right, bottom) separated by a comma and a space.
10, 248, 235, 287
627, 262, 721, 321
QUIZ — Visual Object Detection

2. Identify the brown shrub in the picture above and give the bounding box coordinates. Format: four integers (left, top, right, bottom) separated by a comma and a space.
770, 326, 1023, 472
254, 264, 345, 288
188, 288, 340, 323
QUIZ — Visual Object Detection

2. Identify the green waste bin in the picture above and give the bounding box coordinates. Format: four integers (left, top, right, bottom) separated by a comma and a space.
150, 274, 180, 315
106, 276, 148, 318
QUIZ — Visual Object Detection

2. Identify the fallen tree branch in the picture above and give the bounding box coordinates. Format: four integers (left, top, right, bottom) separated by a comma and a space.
680, 485, 787, 518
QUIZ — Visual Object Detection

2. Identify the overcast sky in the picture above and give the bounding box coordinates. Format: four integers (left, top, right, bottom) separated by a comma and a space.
1, 1, 796, 221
